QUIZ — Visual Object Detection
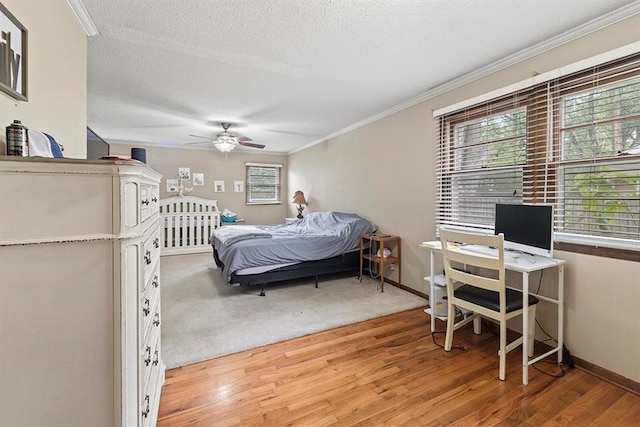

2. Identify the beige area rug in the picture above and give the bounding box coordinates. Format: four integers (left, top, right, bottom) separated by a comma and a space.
160, 253, 427, 369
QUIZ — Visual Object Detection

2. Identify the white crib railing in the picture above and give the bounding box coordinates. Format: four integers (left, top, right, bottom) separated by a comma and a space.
159, 196, 220, 255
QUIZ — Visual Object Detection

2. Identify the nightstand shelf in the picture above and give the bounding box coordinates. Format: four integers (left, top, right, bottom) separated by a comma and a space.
358, 233, 401, 292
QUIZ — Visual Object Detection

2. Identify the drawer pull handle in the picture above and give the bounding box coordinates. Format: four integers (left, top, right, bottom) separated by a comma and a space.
141, 199, 150, 206
145, 250, 152, 265
153, 237, 159, 248
153, 350, 159, 366
152, 197, 158, 202
153, 312, 160, 327
143, 299, 150, 316
141, 395, 150, 418
144, 346, 152, 366
152, 276, 159, 288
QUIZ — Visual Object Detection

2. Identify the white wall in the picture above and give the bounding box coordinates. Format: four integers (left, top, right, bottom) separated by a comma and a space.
0, 0, 87, 158
288, 14, 640, 383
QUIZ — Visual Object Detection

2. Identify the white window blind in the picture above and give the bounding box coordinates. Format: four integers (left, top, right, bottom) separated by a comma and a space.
245, 163, 282, 204
436, 52, 640, 251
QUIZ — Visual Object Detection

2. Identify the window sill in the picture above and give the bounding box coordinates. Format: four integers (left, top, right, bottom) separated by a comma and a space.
246, 201, 282, 206
554, 241, 640, 262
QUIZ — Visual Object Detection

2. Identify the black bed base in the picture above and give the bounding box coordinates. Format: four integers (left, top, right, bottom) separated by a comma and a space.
213, 249, 361, 296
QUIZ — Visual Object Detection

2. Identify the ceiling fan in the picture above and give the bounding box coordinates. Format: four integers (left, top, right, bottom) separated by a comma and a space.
188, 123, 265, 152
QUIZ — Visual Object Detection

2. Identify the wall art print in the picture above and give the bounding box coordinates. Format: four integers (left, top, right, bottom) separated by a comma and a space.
0, 3, 27, 101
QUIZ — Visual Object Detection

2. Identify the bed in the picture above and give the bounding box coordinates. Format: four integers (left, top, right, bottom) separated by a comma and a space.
210, 211, 375, 295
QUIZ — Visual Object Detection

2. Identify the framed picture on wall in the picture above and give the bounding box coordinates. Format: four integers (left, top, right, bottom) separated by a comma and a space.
166, 179, 179, 192
234, 180, 244, 192
193, 173, 204, 186
178, 167, 191, 180
0, 3, 28, 101
214, 180, 225, 193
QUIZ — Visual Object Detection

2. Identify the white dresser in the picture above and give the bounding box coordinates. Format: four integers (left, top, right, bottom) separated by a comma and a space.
0, 158, 165, 427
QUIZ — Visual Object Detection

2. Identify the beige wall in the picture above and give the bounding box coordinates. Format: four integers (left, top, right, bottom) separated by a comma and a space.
0, 0, 87, 159
110, 143, 290, 225
289, 14, 640, 382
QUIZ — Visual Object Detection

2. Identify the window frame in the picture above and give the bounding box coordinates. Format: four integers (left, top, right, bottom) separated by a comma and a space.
245, 163, 283, 205
436, 53, 640, 259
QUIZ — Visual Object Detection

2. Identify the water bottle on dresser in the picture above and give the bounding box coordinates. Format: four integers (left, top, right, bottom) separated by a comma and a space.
6, 120, 29, 156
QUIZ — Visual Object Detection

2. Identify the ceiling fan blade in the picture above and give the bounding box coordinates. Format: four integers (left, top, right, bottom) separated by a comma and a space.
189, 134, 214, 139
238, 141, 265, 149
237, 135, 253, 142
185, 140, 210, 145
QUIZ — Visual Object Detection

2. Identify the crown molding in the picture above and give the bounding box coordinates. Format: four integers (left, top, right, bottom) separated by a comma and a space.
65, 0, 98, 36
289, 2, 640, 154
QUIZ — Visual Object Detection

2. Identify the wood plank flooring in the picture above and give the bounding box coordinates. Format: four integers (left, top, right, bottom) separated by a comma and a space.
157, 307, 640, 426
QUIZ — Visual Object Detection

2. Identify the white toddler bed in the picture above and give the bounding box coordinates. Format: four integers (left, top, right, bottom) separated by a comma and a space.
159, 196, 220, 255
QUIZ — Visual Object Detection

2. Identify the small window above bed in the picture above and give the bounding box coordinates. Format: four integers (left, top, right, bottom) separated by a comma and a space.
245, 162, 282, 205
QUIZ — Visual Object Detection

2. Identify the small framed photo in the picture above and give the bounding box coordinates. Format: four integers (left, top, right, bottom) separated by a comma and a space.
166, 179, 179, 192
0, 3, 28, 101
234, 180, 244, 192
214, 180, 225, 193
178, 167, 191, 180
193, 173, 204, 186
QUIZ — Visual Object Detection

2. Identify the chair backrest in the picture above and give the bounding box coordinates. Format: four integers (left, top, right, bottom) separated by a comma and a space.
439, 228, 507, 300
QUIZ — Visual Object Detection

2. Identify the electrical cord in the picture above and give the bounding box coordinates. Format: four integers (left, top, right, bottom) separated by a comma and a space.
531, 269, 559, 343
532, 359, 567, 378
480, 316, 567, 379
431, 308, 467, 351
525, 269, 572, 378
531, 269, 574, 373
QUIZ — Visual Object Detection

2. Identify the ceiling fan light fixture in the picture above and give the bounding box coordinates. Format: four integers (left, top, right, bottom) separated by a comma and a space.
215, 135, 237, 152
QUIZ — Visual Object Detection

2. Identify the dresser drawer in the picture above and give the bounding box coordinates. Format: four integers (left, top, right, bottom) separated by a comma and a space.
141, 279, 160, 346
140, 337, 162, 427
142, 223, 161, 286
140, 318, 161, 402
141, 258, 160, 295
140, 183, 159, 224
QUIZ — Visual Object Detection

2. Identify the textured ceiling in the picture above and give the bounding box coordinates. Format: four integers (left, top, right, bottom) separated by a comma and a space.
82, 0, 640, 154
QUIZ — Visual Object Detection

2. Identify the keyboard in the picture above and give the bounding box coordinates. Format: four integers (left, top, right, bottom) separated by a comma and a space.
462, 245, 519, 261
463, 245, 498, 256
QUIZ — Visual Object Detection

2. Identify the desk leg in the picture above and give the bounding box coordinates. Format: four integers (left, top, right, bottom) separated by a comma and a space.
359, 237, 364, 282
379, 241, 385, 292
522, 271, 530, 385
397, 240, 402, 285
558, 264, 564, 364
430, 250, 436, 333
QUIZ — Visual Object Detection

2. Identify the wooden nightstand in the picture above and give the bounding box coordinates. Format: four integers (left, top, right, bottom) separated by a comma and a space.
359, 233, 401, 292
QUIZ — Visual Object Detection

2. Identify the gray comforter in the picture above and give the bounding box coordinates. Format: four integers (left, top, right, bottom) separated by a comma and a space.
210, 211, 374, 282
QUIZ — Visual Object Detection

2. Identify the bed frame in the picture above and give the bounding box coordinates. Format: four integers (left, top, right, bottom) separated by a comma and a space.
160, 196, 220, 255
213, 248, 361, 296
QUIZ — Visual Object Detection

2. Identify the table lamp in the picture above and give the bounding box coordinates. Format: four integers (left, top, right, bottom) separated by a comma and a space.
292, 190, 307, 219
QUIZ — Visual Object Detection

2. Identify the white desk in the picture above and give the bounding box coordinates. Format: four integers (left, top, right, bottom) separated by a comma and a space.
420, 240, 565, 385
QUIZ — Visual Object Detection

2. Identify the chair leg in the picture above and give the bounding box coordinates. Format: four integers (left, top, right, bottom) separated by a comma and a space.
444, 303, 456, 352
528, 305, 537, 357
473, 314, 481, 335
499, 320, 507, 381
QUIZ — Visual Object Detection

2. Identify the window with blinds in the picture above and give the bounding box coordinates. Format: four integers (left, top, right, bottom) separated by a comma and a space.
246, 163, 282, 204
436, 52, 640, 251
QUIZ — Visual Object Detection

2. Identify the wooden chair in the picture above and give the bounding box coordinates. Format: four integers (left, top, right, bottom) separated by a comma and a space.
439, 228, 539, 381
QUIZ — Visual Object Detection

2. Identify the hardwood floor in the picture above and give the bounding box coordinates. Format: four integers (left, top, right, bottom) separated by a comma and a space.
158, 307, 640, 426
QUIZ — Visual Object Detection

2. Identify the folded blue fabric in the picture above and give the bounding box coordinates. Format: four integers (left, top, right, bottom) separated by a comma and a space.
44, 133, 64, 158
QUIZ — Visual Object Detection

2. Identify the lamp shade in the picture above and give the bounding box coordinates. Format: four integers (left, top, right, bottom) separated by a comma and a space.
292, 190, 307, 205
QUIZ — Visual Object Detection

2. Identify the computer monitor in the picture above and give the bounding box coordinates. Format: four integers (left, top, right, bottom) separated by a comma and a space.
494, 203, 554, 258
